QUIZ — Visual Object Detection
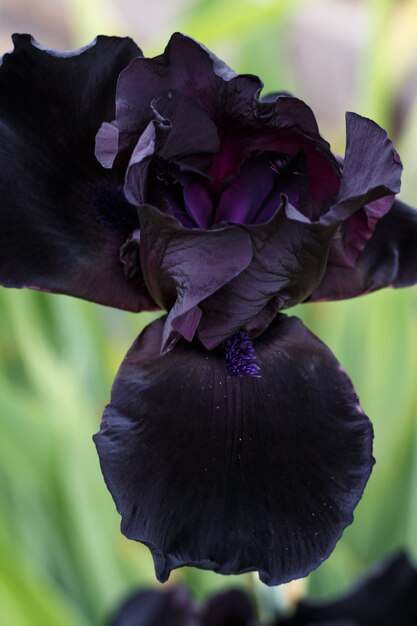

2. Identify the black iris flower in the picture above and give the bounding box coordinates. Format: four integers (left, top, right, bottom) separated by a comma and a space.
109, 552, 417, 626
1, 33, 417, 585
277, 551, 417, 626
110, 586, 255, 626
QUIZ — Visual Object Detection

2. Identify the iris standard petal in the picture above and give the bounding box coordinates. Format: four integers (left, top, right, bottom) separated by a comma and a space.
214, 156, 276, 224
276, 552, 417, 626
309, 199, 417, 301
0, 34, 155, 311
318, 113, 402, 273
322, 113, 402, 232
152, 91, 220, 163
253, 96, 341, 219
124, 90, 220, 206
94, 314, 374, 586
114, 32, 262, 149
109, 587, 196, 626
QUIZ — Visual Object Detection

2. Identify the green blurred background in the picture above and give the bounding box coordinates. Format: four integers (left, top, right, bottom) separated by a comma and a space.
1, 0, 417, 623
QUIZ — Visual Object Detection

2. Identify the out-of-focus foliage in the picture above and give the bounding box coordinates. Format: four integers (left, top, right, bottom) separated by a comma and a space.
1, 0, 417, 624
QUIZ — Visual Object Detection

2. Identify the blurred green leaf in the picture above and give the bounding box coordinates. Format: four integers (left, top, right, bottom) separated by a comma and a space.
181, 0, 306, 45
67, 0, 127, 45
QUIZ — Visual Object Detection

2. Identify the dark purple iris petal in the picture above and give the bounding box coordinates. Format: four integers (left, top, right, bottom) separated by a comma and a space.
214, 156, 276, 224
135, 199, 334, 350
257, 95, 329, 142
253, 96, 341, 220
137, 205, 253, 350
109, 587, 196, 626
197, 97, 340, 224
152, 91, 221, 163
0, 34, 156, 311
123, 90, 220, 209
96, 34, 342, 229
94, 314, 373, 586
110, 587, 255, 626
182, 179, 214, 228
269, 152, 310, 219
201, 590, 256, 626
94, 121, 120, 169
148, 167, 199, 228
319, 114, 402, 267
95, 119, 137, 170
330, 195, 394, 268
276, 552, 417, 626
95, 35, 402, 249
97, 32, 261, 168
118, 32, 262, 125
310, 199, 417, 300
205, 133, 249, 184
306, 115, 403, 300
326, 114, 402, 224
197, 196, 334, 349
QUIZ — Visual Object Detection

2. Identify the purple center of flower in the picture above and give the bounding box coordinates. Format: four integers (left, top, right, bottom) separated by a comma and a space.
224, 330, 261, 378
149, 148, 307, 229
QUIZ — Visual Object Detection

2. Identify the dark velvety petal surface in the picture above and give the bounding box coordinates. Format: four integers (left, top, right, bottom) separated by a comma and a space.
152, 91, 220, 162
257, 95, 328, 142
0, 35, 155, 312
323, 113, 402, 227
214, 156, 276, 224
113, 32, 261, 153
137, 205, 253, 350
94, 314, 374, 586
310, 199, 417, 301
276, 552, 417, 626
253, 96, 341, 219
124, 90, 220, 207
201, 590, 256, 626
110, 587, 197, 626
198, 197, 335, 349
319, 113, 402, 270
329, 195, 394, 268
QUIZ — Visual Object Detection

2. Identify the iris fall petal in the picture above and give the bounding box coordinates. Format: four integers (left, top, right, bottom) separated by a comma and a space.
94, 314, 373, 586
0, 34, 155, 311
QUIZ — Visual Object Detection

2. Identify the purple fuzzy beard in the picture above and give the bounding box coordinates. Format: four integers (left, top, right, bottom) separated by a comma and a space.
224, 330, 261, 378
